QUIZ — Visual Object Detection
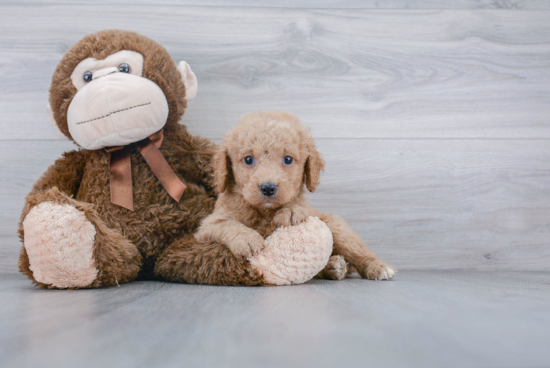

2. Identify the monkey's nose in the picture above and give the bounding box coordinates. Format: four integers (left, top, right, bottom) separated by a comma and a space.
260, 182, 278, 197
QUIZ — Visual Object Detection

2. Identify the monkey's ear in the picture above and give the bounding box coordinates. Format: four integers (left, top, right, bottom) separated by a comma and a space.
177, 61, 198, 100
47, 103, 69, 139
213, 144, 232, 194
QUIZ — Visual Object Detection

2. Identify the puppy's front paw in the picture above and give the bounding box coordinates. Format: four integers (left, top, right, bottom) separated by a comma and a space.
273, 206, 310, 227
358, 261, 397, 281
227, 231, 265, 259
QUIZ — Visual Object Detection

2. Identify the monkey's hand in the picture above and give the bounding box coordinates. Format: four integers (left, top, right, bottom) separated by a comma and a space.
273, 205, 310, 227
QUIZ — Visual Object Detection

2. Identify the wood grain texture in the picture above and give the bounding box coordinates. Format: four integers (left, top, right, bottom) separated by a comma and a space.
6, 1, 550, 9
0, 4, 548, 272
2, 139, 549, 271
1, 271, 549, 368
1, 6, 550, 140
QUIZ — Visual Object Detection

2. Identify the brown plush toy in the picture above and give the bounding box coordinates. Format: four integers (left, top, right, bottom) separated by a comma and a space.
18, 30, 335, 289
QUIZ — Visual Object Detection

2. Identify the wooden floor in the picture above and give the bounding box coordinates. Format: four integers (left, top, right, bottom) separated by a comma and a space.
0, 271, 548, 368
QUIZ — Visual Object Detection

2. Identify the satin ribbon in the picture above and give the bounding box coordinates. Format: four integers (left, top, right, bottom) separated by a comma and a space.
105, 130, 186, 211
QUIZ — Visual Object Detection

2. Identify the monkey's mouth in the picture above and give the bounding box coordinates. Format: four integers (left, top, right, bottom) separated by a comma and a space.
75, 102, 151, 125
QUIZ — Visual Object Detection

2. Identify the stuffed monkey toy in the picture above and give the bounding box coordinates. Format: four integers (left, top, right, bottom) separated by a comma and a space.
18, 30, 334, 288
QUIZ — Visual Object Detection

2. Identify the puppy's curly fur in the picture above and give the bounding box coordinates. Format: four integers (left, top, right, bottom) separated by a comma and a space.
195, 111, 396, 280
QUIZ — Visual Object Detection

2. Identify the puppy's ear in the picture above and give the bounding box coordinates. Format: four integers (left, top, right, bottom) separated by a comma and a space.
304, 138, 325, 193
213, 144, 232, 193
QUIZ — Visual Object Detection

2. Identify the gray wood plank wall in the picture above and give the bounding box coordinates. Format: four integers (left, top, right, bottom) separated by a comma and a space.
1, 2, 549, 273
7, 1, 550, 9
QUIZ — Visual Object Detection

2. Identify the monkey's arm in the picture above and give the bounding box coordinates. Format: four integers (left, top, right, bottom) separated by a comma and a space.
194, 209, 265, 259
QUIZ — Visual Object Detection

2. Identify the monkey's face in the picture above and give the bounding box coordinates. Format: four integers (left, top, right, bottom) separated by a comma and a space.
67, 50, 169, 150
48, 30, 197, 150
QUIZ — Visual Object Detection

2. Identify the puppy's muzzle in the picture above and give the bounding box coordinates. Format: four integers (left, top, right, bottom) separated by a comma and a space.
260, 182, 278, 197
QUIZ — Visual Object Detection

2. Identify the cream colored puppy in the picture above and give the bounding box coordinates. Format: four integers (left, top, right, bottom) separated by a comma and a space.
195, 111, 396, 280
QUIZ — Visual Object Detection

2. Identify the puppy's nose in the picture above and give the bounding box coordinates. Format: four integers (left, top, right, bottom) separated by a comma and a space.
260, 182, 278, 197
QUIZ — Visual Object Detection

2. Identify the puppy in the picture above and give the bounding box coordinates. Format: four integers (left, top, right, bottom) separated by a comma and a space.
195, 111, 396, 280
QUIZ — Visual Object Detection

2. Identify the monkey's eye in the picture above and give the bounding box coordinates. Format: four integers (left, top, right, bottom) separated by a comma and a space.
118, 63, 130, 73
243, 156, 255, 166
83, 71, 93, 83
283, 156, 294, 166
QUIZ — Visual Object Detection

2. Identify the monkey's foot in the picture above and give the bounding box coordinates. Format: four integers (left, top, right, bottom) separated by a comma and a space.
248, 216, 333, 286
23, 202, 98, 288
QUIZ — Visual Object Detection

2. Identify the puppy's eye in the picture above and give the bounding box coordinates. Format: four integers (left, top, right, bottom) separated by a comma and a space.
83, 71, 93, 83
243, 156, 254, 166
283, 156, 294, 166
118, 63, 131, 73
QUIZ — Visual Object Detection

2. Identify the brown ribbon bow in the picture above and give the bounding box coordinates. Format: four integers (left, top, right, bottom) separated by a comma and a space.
105, 130, 186, 211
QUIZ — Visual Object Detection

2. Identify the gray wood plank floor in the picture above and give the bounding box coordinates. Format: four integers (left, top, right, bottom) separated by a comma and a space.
1, 271, 549, 368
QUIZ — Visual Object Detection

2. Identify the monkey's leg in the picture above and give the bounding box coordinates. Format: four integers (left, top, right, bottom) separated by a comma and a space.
19, 187, 141, 289
154, 236, 267, 286
312, 211, 397, 281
